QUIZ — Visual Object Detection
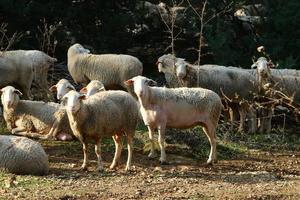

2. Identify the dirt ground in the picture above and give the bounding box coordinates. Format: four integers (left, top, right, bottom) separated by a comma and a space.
0, 138, 299, 200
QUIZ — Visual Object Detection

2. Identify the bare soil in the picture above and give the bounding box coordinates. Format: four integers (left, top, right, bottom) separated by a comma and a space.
0, 138, 299, 200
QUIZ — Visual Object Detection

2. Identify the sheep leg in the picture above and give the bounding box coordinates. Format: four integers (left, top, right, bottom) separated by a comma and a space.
125, 133, 134, 171
11, 127, 47, 139
202, 123, 217, 164
158, 125, 167, 164
81, 142, 88, 170
43, 121, 59, 140
95, 139, 104, 172
147, 126, 157, 159
238, 106, 246, 133
247, 106, 257, 134
110, 135, 122, 170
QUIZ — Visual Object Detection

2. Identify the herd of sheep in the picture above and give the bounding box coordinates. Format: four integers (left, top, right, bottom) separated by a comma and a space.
0, 43, 299, 175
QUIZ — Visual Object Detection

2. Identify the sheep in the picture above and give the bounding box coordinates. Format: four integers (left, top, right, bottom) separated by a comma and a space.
1, 50, 57, 98
67, 43, 143, 95
1, 86, 73, 141
49, 79, 76, 100
0, 53, 34, 99
125, 75, 222, 164
80, 80, 106, 97
61, 90, 139, 171
251, 57, 300, 133
0, 135, 48, 175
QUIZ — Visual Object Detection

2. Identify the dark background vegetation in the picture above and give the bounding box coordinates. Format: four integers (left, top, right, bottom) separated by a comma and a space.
0, 0, 299, 76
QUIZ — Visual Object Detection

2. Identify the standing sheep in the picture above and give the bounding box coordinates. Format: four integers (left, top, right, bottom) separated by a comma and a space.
251, 57, 300, 133
125, 76, 222, 164
0, 54, 34, 99
1, 50, 57, 98
1, 86, 73, 141
0, 135, 48, 175
67, 43, 143, 94
61, 90, 139, 171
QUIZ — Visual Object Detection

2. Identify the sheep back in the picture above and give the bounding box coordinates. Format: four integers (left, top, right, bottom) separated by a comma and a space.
68, 54, 143, 87
150, 87, 222, 127
0, 135, 49, 175
69, 91, 139, 140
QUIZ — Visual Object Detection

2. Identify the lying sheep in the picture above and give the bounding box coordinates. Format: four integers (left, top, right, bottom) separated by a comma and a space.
125, 76, 222, 164
0, 135, 48, 175
62, 90, 139, 171
1, 50, 57, 98
49, 79, 76, 100
67, 43, 143, 94
1, 86, 73, 141
0, 54, 34, 99
80, 80, 106, 97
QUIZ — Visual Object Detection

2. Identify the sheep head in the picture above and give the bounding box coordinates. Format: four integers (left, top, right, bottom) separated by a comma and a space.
125, 76, 157, 99
174, 58, 187, 79
251, 57, 275, 93
61, 90, 86, 114
49, 79, 75, 100
0, 86, 22, 110
156, 54, 177, 74
80, 80, 105, 97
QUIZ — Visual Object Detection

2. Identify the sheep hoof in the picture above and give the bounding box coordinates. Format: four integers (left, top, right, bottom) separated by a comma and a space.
206, 160, 216, 165
80, 165, 88, 171
109, 164, 117, 170
125, 166, 131, 172
159, 161, 169, 165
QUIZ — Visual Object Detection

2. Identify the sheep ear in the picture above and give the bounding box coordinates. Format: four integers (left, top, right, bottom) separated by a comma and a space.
98, 87, 105, 92
80, 87, 87, 93
79, 94, 86, 100
148, 80, 157, 86
14, 89, 23, 96
251, 63, 257, 69
67, 84, 75, 91
49, 85, 57, 92
124, 79, 134, 86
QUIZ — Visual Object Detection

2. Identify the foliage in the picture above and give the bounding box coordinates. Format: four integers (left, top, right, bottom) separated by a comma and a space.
0, 0, 299, 71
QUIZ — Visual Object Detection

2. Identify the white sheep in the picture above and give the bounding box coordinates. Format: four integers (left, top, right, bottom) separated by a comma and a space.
0, 135, 49, 175
49, 79, 76, 100
1, 86, 73, 141
79, 80, 106, 97
61, 90, 139, 171
251, 57, 300, 133
67, 43, 143, 94
125, 75, 222, 164
1, 50, 57, 97
0, 53, 34, 99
